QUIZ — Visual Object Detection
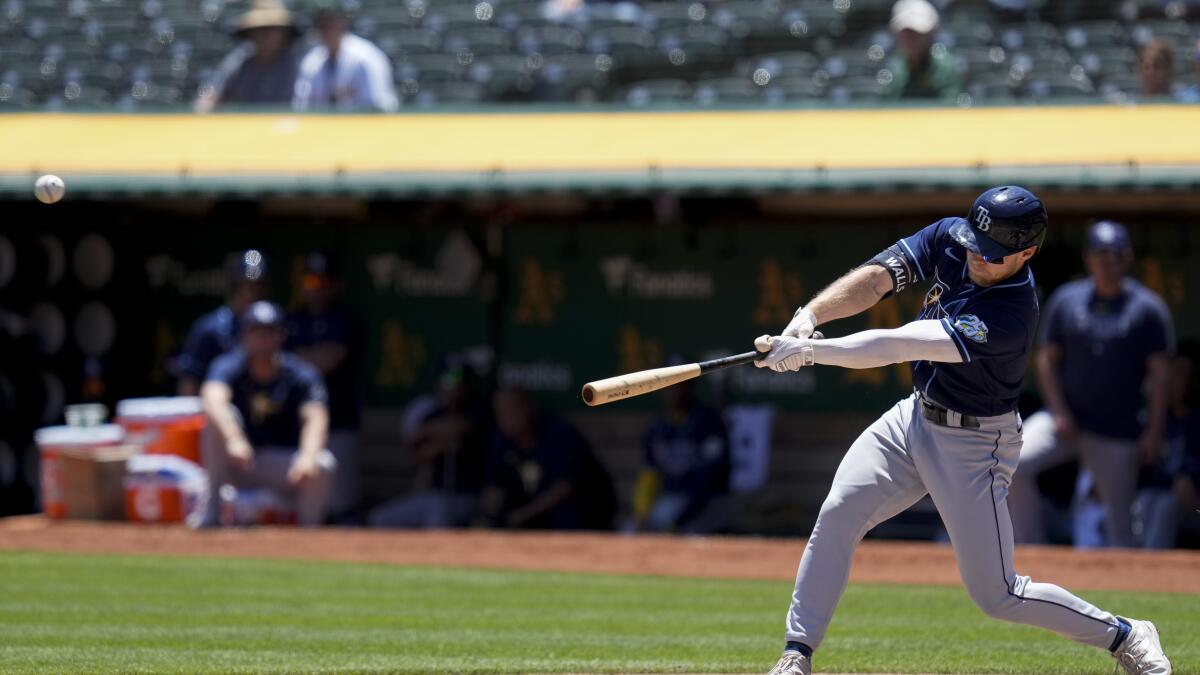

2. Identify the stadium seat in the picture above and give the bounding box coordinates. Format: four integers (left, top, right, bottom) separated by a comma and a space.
738, 50, 820, 82
536, 53, 608, 101
826, 74, 884, 103
709, 0, 785, 40
413, 80, 486, 107
618, 78, 693, 106
515, 25, 586, 56
377, 28, 442, 57
0, 83, 36, 109
1063, 20, 1130, 50
396, 53, 465, 84
422, 4, 493, 34
468, 54, 536, 99
1024, 72, 1095, 99
442, 26, 514, 58
692, 75, 762, 106
642, 1, 709, 32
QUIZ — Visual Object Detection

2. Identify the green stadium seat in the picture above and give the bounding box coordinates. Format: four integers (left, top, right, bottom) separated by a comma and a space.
468, 54, 536, 99
709, 1, 785, 40
515, 25, 586, 56
0, 83, 37, 109
692, 75, 762, 106
1063, 20, 1130, 50
536, 52, 608, 101
762, 74, 826, 103
827, 74, 884, 103
413, 80, 486, 107
377, 28, 442, 57
396, 53, 465, 84
643, 1, 709, 32
442, 26, 514, 58
618, 78, 693, 106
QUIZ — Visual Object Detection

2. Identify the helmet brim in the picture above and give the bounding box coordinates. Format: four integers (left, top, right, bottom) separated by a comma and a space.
949, 220, 1020, 261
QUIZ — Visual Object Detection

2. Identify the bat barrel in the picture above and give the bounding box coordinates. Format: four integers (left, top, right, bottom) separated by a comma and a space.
581, 363, 701, 407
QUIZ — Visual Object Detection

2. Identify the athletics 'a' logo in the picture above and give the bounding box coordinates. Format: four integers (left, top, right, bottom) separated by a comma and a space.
975, 206, 992, 231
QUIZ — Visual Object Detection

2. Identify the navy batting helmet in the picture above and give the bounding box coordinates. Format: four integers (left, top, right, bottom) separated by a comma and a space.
950, 186, 1048, 262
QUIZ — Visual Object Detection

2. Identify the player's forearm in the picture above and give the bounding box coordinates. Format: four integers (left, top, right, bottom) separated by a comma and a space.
298, 404, 330, 460
804, 266, 893, 326
1144, 354, 1170, 436
810, 320, 963, 369
200, 383, 246, 445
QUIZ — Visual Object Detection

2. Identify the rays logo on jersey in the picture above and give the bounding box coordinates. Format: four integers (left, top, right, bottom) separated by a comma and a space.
953, 314, 989, 343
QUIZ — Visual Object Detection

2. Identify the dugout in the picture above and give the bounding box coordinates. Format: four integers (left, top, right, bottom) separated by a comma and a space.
2, 106, 1198, 536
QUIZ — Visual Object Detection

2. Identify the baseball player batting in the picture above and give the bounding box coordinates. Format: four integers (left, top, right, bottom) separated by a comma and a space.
755, 186, 1171, 675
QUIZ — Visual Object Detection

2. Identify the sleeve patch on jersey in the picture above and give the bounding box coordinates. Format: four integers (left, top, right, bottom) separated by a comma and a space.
953, 314, 989, 344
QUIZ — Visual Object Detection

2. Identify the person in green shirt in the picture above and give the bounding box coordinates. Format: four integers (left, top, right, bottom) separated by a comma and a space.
882, 0, 963, 101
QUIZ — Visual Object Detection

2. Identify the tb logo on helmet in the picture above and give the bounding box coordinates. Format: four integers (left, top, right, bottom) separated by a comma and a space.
975, 206, 992, 231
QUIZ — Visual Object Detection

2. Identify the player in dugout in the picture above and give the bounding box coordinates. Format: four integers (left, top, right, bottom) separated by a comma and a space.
753, 187, 1171, 675
173, 249, 270, 396
199, 301, 337, 527
1009, 221, 1174, 548
631, 361, 732, 534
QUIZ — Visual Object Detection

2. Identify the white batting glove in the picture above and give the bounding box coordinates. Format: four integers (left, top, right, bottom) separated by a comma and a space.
783, 307, 817, 339
754, 335, 816, 372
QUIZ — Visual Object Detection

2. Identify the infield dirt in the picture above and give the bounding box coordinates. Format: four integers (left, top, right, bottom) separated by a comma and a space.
1, 516, 1197, 593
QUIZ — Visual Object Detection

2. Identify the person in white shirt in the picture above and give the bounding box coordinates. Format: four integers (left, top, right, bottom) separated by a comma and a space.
292, 0, 399, 112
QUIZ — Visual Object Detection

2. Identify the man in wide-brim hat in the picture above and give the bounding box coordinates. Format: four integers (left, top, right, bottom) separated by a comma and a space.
195, 0, 303, 112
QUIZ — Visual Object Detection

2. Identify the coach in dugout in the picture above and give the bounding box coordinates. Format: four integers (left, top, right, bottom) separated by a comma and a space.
1009, 221, 1174, 547
200, 301, 337, 526
173, 249, 269, 396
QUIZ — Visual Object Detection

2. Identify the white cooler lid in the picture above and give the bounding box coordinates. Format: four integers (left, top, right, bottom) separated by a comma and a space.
116, 396, 204, 419
35, 424, 125, 447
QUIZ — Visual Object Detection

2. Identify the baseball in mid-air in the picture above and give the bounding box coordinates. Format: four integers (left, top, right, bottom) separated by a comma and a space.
34, 174, 65, 204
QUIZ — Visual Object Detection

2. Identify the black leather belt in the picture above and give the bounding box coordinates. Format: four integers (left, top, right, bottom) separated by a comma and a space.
916, 392, 981, 429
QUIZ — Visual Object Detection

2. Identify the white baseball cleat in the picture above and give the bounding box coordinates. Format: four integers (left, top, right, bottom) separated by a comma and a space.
766, 650, 811, 675
1113, 617, 1171, 674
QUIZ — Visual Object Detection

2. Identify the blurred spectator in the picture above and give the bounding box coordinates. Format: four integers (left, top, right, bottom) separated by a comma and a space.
194, 0, 302, 113
173, 249, 269, 396
630, 366, 731, 534
1010, 221, 1174, 547
199, 301, 337, 526
1179, 39, 1200, 103
882, 0, 962, 101
1139, 340, 1200, 548
479, 387, 616, 530
287, 253, 363, 519
293, 0, 399, 112
369, 357, 490, 528
1138, 39, 1183, 99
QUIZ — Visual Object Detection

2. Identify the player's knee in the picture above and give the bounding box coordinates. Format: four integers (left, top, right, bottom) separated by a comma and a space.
964, 576, 1022, 621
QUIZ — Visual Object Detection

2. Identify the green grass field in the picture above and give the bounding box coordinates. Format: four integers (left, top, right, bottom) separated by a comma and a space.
0, 550, 1194, 674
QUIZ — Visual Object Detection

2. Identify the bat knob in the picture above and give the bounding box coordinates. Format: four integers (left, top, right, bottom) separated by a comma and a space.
754, 334, 773, 354
812, 330, 824, 340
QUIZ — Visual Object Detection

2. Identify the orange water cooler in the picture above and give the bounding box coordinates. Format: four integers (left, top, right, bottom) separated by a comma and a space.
34, 425, 125, 519
116, 397, 207, 465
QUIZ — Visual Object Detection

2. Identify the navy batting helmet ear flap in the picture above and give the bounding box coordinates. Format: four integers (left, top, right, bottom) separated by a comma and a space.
951, 185, 1048, 260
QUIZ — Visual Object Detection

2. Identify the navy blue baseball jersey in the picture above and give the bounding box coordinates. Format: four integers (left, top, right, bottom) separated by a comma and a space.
174, 306, 240, 381
206, 349, 329, 448
1039, 278, 1173, 439
873, 217, 1039, 417
286, 305, 362, 430
644, 406, 730, 497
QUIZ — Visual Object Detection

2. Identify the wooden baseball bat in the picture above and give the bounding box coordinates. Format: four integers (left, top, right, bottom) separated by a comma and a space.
581, 332, 822, 407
